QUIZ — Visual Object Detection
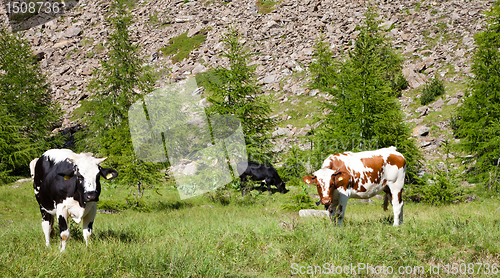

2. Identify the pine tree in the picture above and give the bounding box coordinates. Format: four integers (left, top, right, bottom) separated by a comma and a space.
309, 8, 421, 178
0, 26, 61, 182
75, 0, 160, 188
76, 0, 154, 133
454, 1, 500, 189
205, 27, 274, 162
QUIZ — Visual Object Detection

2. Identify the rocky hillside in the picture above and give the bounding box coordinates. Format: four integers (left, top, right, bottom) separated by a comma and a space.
0, 0, 495, 167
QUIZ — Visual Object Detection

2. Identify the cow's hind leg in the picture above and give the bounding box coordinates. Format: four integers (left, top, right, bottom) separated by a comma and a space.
82, 202, 97, 246
240, 176, 248, 196
56, 205, 70, 252
40, 210, 53, 248
389, 187, 404, 226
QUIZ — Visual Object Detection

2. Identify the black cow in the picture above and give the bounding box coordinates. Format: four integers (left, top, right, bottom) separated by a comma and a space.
33, 149, 118, 251
236, 161, 287, 195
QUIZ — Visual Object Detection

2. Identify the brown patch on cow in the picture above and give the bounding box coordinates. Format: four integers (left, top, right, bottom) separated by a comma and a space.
398, 190, 403, 203
326, 155, 345, 170
360, 155, 384, 184
358, 185, 367, 192
333, 171, 350, 190
387, 153, 406, 169
347, 170, 361, 190
302, 175, 316, 185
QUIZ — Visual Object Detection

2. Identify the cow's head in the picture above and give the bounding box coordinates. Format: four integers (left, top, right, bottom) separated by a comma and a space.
302, 168, 350, 205
278, 181, 288, 193
58, 153, 118, 203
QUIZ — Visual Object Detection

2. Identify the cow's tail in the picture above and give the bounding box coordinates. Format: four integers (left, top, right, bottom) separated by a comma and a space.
383, 193, 390, 211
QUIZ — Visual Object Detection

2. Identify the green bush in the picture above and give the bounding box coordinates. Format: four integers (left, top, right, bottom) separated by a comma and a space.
409, 169, 467, 205
278, 145, 307, 184
98, 199, 129, 211
420, 77, 445, 105
282, 184, 316, 211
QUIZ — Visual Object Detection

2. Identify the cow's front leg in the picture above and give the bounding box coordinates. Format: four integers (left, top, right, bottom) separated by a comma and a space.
56, 204, 70, 252
265, 179, 273, 195
82, 202, 97, 246
40, 210, 53, 248
327, 199, 340, 224
336, 194, 349, 226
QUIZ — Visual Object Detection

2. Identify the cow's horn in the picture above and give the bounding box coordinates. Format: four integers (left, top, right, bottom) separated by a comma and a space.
332, 168, 340, 174
96, 157, 107, 164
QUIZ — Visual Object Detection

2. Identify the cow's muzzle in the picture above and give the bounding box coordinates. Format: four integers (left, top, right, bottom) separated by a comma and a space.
320, 198, 331, 205
83, 191, 99, 203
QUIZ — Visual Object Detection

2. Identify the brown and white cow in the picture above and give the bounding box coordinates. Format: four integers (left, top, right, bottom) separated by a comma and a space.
303, 146, 406, 226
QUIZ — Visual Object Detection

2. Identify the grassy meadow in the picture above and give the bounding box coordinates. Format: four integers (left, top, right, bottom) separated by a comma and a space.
1, 180, 500, 277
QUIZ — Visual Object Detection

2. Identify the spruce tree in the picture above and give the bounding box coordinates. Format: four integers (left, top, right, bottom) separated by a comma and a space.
76, 0, 154, 133
454, 1, 500, 188
309, 8, 421, 178
75, 0, 160, 187
205, 27, 274, 162
0, 26, 61, 182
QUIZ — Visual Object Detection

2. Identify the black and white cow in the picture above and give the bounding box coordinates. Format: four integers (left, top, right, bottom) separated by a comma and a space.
237, 161, 287, 195
33, 149, 118, 251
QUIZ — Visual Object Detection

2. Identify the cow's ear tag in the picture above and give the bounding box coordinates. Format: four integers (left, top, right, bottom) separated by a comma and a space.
106, 173, 114, 179
64, 175, 71, 180
338, 177, 343, 181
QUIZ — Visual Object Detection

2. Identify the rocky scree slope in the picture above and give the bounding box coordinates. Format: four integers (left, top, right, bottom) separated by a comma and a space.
0, 0, 494, 170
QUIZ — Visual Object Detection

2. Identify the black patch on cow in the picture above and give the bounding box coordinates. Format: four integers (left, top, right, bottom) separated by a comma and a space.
34, 156, 85, 210
88, 222, 93, 230
58, 215, 68, 232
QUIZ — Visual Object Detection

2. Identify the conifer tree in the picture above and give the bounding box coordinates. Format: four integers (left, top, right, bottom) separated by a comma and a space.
75, 0, 160, 187
76, 0, 154, 133
454, 1, 500, 188
309, 8, 420, 178
205, 27, 274, 162
0, 26, 61, 182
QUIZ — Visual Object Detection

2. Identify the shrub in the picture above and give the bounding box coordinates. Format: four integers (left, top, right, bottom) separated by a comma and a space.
408, 169, 467, 205
282, 184, 316, 211
278, 145, 307, 185
420, 77, 445, 105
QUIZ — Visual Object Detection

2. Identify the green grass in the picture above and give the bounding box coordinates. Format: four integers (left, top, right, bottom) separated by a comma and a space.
2, 181, 500, 277
269, 91, 322, 129
159, 31, 207, 63
256, 1, 278, 14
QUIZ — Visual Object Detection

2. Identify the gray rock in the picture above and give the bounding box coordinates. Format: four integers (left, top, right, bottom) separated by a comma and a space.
309, 89, 319, 97
64, 27, 82, 38
53, 40, 73, 49
415, 106, 429, 117
263, 75, 279, 84
413, 125, 430, 137
431, 98, 445, 109
447, 98, 459, 105
299, 209, 330, 217
192, 64, 206, 75
272, 127, 288, 137
187, 25, 202, 37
